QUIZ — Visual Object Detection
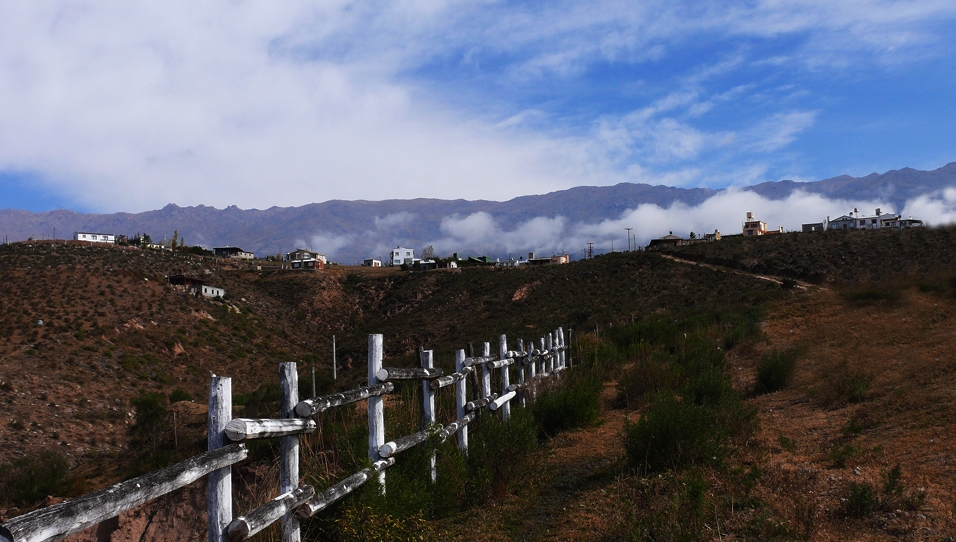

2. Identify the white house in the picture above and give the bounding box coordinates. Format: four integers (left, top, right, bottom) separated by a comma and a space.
214, 246, 255, 259
74, 232, 115, 244
190, 285, 225, 298
827, 208, 923, 231
286, 249, 327, 264
390, 247, 415, 266
364, 258, 382, 267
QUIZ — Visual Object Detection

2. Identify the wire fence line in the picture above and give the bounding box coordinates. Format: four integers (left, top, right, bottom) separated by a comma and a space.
1, 327, 570, 542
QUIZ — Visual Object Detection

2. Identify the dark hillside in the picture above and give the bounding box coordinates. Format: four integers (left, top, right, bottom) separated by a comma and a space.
663, 225, 956, 283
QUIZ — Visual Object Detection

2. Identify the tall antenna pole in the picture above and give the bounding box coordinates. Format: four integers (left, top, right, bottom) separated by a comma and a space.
625, 228, 632, 251
587, 242, 594, 259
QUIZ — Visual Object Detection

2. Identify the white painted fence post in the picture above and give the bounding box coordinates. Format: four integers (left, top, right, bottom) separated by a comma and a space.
546, 333, 554, 374
279, 362, 301, 542
481, 342, 492, 398
529, 338, 537, 379
208, 375, 232, 542
517, 339, 526, 408
422, 350, 437, 482
498, 335, 510, 420
558, 327, 566, 369
455, 349, 468, 453
540, 337, 547, 374
368, 334, 386, 491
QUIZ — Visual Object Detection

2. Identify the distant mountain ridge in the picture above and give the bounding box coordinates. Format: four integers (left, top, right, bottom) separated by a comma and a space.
2, 162, 955, 263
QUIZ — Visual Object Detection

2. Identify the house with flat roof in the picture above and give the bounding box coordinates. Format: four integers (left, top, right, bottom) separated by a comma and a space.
214, 246, 255, 259
74, 232, 115, 244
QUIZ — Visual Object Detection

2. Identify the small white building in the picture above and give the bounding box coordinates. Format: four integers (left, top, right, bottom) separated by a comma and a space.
74, 232, 115, 244
364, 258, 382, 267
390, 247, 415, 266
191, 285, 225, 298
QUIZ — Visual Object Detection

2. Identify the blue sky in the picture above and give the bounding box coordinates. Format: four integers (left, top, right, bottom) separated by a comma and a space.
1, 1, 955, 214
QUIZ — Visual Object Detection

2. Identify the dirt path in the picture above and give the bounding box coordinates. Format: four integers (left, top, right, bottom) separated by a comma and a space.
442, 382, 628, 541
659, 253, 826, 291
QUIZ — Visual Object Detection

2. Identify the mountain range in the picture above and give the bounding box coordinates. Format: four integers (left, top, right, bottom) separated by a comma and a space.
2, 162, 955, 263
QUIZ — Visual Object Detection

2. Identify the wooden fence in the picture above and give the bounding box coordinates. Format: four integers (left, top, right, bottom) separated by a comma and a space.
0, 327, 569, 542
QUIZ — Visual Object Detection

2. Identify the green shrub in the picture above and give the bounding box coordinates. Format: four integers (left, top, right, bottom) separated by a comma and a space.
532, 373, 601, 439
844, 482, 876, 518
755, 348, 798, 394
623, 394, 728, 473
169, 388, 193, 403
829, 443, 858, 468
838, 371, 873, 403
0, 450, 70, 506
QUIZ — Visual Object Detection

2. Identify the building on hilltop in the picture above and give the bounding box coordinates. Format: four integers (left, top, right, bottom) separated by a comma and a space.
285, 248, 326, 270
390, 247, 415, 267
647, 233, 684, 249
214, 246, 255, 259
826, 208, 923, 231
74, 232, 115, 244
363, 258, 382, 267
742, 212, 784, 236
286, 248, 327, 265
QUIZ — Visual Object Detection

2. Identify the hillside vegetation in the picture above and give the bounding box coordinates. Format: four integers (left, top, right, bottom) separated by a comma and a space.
1, 227, 955, 540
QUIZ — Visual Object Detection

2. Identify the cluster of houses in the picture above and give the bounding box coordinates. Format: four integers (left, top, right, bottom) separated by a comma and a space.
362, 247, 571, 269
648, 207, 924, 249
801, 208, 923, 232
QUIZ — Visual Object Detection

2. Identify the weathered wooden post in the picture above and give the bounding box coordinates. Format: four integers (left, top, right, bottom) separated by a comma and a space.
422, 349, 437, 482
481, 342, 492, 398
517, 338, 526, 408
558, 327, 566, 369
498, 335, 510, 420
208, 374, 232, 542
546, 333, 554, 374
455, 348, 468, 453
539, 337, 546, 375
279, 362, 301, 542
368, 334, 386, 491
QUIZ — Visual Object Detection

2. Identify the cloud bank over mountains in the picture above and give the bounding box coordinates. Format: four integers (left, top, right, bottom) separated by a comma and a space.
304, 189, 955, 262
3, 163, 955, 264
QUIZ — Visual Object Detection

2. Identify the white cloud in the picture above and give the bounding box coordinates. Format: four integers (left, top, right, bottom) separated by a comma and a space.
374, 212, 416, 229
902, 189, 956, 225
422, 190, 893, 259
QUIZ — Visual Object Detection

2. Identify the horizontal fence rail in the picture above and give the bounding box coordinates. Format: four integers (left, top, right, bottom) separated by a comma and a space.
294, 382, 394, 417
0, 326, 570, 542
0, 444, 248, 542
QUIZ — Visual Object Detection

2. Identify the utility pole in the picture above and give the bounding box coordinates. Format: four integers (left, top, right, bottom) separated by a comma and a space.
625, 228, 632, 251
587, 242, 594, 259
332, 335, 337, 380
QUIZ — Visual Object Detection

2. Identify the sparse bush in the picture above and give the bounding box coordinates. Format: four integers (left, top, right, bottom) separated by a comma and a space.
169, 388, 193, 403
755, 348, 798, 394
843, 481, 876, 518
531, 371, 602, 439
839, 371, 873, 403
0, 450, 70, 507
623, 394, 728, 473
829, 443, 858, 468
